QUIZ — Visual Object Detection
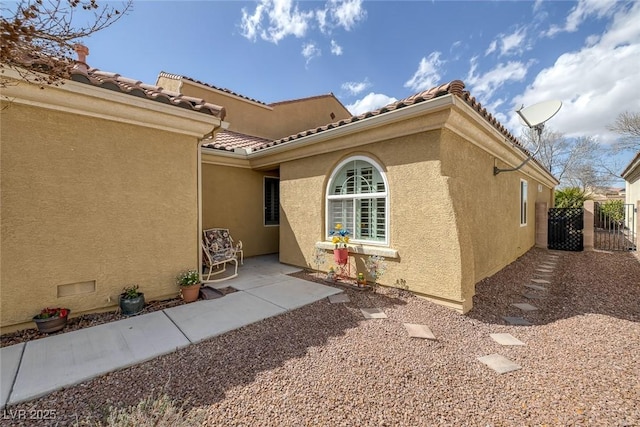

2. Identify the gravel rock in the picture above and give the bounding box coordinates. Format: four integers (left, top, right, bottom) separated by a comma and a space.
3, 248, 639, 426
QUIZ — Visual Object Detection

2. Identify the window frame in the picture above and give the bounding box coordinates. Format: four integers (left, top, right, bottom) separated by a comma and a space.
520, 178, 528, 227
264, 176, 280, 227
325, 155, 389, 246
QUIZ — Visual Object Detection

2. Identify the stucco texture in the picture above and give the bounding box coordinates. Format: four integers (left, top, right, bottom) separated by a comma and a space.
1, 104, 199, 330
163, 78, 351, 140
279, 118, 553, 313
201, 164, 279, 257
280, 130, 473, 310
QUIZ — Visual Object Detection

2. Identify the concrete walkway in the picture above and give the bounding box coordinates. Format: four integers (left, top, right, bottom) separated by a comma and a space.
0, 255, 341, 407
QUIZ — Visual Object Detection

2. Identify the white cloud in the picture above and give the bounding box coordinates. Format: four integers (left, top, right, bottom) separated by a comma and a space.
509, 1, 640, 146
346, 92, 397, 116
240, 0, 313, 43
545, 0, 618, 37
302, 42, 321, 65
404, 52, 444, 92
485, 27, 529, 57
500, 27, 528, 56
341, 78, 370, 96
467, 58, 530, 100
330, 39, 343, 55
485, 40, 497, 56
329, 0, 366, 31
316, 8, 328, 33
241, 0, 366, 44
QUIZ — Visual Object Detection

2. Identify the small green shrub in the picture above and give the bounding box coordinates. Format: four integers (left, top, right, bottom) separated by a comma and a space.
554, 187, 589, 208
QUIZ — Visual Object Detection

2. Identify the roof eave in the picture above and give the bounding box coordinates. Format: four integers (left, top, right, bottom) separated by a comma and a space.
621, 151, 640, 180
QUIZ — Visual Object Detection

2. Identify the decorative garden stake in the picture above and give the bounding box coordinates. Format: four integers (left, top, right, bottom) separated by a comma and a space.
365, 255, 387, 293
311, 246, 326, 278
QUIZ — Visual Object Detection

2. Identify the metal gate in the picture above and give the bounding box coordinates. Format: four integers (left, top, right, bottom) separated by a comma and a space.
594, 202, 637, 251
548, 208, 584, 251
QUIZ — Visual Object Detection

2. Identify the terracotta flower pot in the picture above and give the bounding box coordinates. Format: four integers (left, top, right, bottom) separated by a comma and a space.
33, 313, 69, 334
333, 248, 348, 265
181, 283, 201, 303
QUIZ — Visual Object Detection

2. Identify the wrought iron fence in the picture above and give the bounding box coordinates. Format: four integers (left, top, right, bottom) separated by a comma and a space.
594, 202, 637, 251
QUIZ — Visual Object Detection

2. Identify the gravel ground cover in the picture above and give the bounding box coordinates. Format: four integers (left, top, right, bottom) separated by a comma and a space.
3, 248, 639, 426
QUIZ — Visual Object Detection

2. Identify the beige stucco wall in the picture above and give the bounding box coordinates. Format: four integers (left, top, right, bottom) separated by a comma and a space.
1, 103, 199, 331
270, 97, 351, 140
278, 106, 555, 313
440, 129, 553, 303
201, 163, 279, 256
158, 77, 351, 140
280, 129, 474, 310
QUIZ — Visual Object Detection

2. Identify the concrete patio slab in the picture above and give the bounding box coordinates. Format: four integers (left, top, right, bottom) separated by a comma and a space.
244, 277, 341, 310
8, 312, 189, 405
531, 279, 551, 284
229, 274, 286, 291
404, 323, 436, 340
361, 308, 388, 319
328, 293, 350, 303
522, 293, 545, 300
1, 343, 24, 408
490, 333, 526, 346
164, 292, 286, 343
502, 316, 532, 326
477, 354, 522, 374
513, 303, 538, 311
524, 284, 547, 292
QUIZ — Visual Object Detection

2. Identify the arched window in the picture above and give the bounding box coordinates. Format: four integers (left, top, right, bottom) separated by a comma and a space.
326, 156, 388, 245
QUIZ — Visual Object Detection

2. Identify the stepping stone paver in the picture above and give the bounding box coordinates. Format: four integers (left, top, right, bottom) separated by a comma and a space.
328, 293, 350, 303
478, 354, 522, 374
540, 264, 555, 269
536, 269, 553, 273
490, 333, 526, 346
524, 284, 547, 291
503, 316, 532, 325
360, 308, 388, 319
531, 279, 551, 284
512, 302, 538, 311
522, 293, 545, 300
403, 323, 436, 340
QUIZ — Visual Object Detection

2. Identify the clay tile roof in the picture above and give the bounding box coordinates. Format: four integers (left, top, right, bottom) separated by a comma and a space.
259, 80, 526, 154
70, 67, 226, 119
202, 130, 272, 152
158, 72, 267, 106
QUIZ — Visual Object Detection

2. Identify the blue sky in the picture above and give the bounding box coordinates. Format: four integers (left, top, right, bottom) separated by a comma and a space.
76, 1, 639, 172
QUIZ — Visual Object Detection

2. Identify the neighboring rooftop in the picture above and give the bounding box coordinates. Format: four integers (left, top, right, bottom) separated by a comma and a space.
69, 46, 225, 119
205, 80, 526, 156
158, 72, 268, 107
202, 130, 272, 152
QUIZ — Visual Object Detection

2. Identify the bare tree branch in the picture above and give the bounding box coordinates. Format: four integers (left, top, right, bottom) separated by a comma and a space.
1, 0, 132, 87
521, 128, 616, 189
607, 111, 640, 152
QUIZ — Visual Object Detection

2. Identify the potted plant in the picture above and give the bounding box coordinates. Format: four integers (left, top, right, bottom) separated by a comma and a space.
357, 272, 367, 287
119, 285, 145, 316
327, 266, 336, 282
177, 269, 201, 303
329, 223, 350, 265
33, 307, 70, 333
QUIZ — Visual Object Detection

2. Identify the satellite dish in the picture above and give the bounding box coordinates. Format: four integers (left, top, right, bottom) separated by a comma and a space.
494, 99, 562, 176
517, 100, 562, 129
